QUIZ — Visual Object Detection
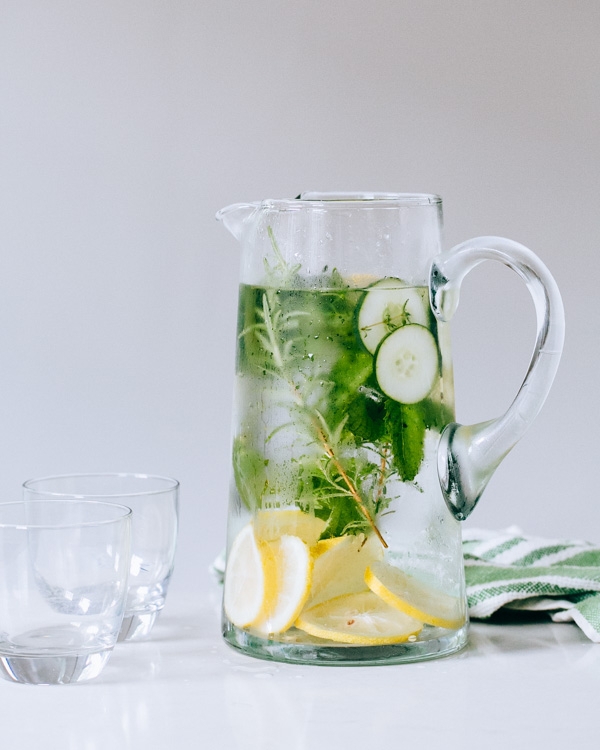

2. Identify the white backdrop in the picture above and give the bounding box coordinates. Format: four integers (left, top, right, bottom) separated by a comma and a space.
1, 0, 599, 591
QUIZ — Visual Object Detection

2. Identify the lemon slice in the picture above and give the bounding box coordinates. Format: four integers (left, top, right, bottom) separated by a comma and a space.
365, 561, 466, 629
313, 536, 345, 555
307, 533, 384, 608
295, 591, 423, 645
254, 508, 327, 546
253, 534, 312, 636
223, 523, 274, 628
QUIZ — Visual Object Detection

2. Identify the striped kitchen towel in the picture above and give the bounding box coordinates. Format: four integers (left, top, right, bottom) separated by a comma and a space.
463, 527, 600, 642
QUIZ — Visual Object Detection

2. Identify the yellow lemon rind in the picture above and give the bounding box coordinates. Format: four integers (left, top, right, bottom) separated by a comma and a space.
295, 592, 423, 646
252, 535, 313, 636
223, 523, 268, 629
365, 565, 465, 630
306, 533, 384, 609
312, 536, 345, 557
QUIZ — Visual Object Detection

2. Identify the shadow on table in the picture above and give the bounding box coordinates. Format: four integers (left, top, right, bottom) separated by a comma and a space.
465, 609, 589, 658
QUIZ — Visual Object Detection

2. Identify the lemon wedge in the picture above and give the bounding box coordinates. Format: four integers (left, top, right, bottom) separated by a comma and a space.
223, 523, 273, 628
365, 561, 466, 629
295, 591, 423, 645
253, 534, 312, 636
253, 508, 327, 546
307, 533, 384, 608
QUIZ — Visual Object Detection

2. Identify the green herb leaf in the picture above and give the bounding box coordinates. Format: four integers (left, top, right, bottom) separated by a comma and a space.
232, 436, 269, 511
420, 398, 455, 431
384, 400, 427, 482
346, 393, 386, 443
321, 350, 374, 426
309, 456, 377, 538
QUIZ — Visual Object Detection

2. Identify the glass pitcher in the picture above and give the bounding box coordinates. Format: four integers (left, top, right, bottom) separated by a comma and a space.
216, 192, 564, 665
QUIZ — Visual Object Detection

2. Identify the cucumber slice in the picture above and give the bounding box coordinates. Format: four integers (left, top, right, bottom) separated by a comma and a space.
357, 278, 430, 354
375, 324, 439, 404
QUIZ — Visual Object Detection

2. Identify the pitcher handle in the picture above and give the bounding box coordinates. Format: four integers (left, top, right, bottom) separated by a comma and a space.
430, 236, 565, 521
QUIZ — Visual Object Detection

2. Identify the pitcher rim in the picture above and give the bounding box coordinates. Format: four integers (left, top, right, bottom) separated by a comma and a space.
217, 193, 442, 218
296, 192, 442, 206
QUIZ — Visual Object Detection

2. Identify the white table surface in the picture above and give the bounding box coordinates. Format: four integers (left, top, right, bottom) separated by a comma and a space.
1, 576, 598, 749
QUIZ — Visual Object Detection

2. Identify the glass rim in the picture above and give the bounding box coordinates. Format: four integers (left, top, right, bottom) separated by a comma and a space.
22, 472, 180, 499
0, 499, 132, 530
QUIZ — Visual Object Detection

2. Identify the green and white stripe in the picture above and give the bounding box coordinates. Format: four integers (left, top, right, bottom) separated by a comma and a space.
463, 528, 600, 643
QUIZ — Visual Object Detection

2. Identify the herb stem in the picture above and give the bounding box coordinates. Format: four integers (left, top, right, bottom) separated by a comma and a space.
258, 289, 388, 549
374, 445, 390, 509
314, 423, 388, 548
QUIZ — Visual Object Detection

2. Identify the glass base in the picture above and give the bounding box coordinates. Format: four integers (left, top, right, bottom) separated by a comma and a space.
118, 609, 161, 642
223, 622, 469, 666
0, 649, 112, 685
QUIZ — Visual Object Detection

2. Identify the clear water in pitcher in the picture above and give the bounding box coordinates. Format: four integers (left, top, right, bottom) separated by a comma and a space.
223, 270, 467, 664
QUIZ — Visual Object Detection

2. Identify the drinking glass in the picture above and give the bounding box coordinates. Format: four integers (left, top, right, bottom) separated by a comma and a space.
0, 499, 131, 684
23, 474, 179, 642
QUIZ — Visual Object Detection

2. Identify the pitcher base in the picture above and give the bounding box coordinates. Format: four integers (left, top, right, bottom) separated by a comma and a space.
223, 622, 469, 666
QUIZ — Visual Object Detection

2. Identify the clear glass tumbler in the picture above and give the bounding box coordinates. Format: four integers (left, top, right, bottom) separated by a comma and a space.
23, 474, 179, 642
0, 499, 131, 685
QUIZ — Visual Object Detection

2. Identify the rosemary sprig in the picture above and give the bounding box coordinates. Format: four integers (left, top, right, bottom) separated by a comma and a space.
242, 231, 388, 546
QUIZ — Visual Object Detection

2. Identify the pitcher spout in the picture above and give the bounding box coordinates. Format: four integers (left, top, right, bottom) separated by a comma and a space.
216, 202, 258, 242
